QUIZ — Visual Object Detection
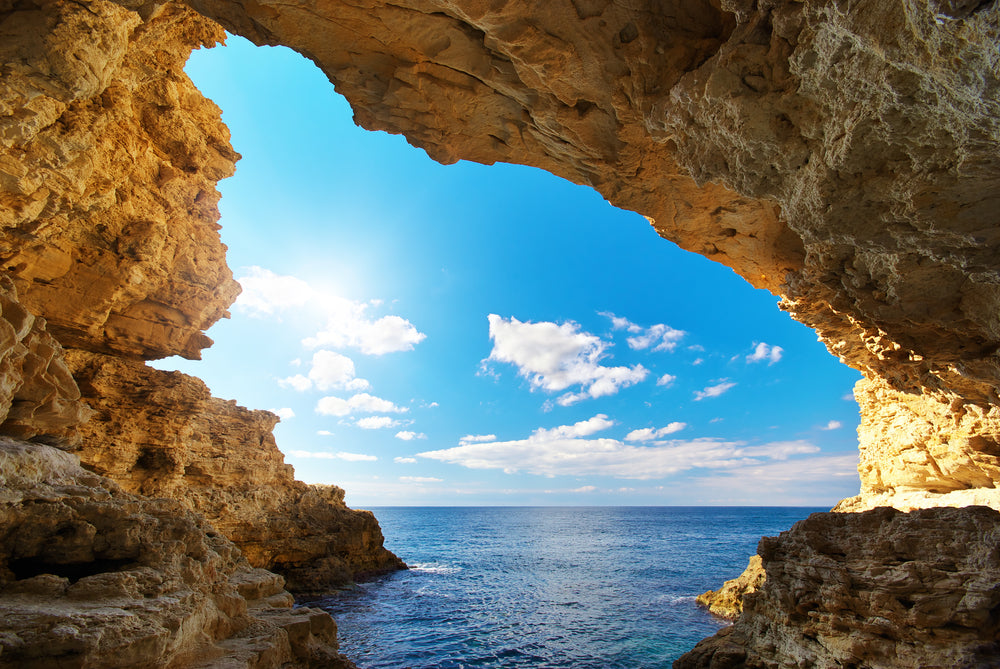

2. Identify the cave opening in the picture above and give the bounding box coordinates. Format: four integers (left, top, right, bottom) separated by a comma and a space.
146, 29, 864, 668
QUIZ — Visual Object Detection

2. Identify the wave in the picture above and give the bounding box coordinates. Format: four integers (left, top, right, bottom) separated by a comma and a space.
409, 562, 463, 575
657, 594, 698, 605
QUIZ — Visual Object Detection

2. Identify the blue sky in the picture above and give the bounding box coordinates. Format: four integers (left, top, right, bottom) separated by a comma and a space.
154, 35, 864, 507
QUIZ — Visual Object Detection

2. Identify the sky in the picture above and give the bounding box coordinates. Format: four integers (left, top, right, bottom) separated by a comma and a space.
154, 35, 865, 507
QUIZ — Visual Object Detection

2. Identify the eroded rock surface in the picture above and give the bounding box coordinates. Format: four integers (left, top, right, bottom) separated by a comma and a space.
0, 275, 89, 445
676, 507, 1000, 669
695, 554, 764, 620
0, 438, 355, 669
65, 349, 406, 592
1, 0, 239, 361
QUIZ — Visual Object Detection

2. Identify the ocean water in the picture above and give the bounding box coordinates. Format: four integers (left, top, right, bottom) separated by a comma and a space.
306, 507, 822, 669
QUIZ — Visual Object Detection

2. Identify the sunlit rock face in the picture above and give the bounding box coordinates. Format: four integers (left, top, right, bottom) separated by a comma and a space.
65, 349, 406, 592
2, 0, 1000, 666
0, 438, 357, 669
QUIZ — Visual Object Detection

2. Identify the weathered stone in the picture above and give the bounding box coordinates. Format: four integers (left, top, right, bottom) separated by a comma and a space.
0, 437, 356, 669
0, 275, 90, 445
695, 554, 764, 620
1, 0, 239, 362
677, 507, 1000, 669
65, 349, 405, 592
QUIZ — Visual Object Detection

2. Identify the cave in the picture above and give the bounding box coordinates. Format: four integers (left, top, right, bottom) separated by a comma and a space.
1, 0, 999, 667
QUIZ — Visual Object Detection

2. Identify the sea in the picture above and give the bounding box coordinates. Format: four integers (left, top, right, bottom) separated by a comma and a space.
304, 506, 823, 669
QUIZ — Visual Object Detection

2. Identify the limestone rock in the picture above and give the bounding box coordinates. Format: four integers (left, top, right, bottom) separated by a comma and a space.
675, 507, 1000, 669
695, 554, 764, 620
0, 437, 355, 669
0, 275, 90, 445
0, 0, 239, 362
64, 349, 406, 592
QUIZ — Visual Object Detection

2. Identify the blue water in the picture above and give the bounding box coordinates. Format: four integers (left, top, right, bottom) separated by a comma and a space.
306, 507, 822, 669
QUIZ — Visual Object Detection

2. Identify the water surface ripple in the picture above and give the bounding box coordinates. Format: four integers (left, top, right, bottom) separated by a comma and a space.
306, 507, 820, 668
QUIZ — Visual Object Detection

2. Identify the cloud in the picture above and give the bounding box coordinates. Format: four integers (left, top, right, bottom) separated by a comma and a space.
601, 312, 643, 333
820, 420, 843, 431
394, 456, 418, 464
601, 312, 686, 352
625, 423, 687, 441
417, 415, 821, 479
234, 267, 311, 317
316, 393, 409, 417
571, 486, 597, 493
356, 416, 402, 429
400, 476, 443, 483
270, 407, 295, 420
694, 381, 736, 401
234, 266, 425, 355
485, 315, 647, 405
626, 323, 686, 353
395, 431, 427, 441
287, 450, 378, 462
747, 342, 783, 365
278, 375, 313, 392
460, 434, 497, 445
317, 430, 333, 436
656, 373, 676, 387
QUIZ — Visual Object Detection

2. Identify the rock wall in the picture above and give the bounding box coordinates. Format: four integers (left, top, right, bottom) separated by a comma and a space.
65, 349, 405, 592
3, 0, 1000, 666
0, 437, 356, 668
676, 507, 1000, 669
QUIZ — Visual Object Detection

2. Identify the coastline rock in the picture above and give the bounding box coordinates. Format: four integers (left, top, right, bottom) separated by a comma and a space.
676, 507, 1000, 669
0, 437, 355, 668
695, 554, 764, 620
64, 349, 405, 592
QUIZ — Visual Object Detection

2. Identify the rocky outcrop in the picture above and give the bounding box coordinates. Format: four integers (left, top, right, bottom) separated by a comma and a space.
64, 349, 405, 592
0, 437, 356, 668
676, 507, 1000, 669
695, 554, 764, 620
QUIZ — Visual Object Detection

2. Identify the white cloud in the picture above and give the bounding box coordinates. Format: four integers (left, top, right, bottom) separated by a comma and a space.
820, 420, 843, 431
400, 476, 443, 483
485, 315, 647, 405
356, 416, 402, 429
692, 358, 704, 366
234, 266, 425, 355
395, 431, 426, 441
625, 423, 687, 441
601, 311, 643, 333
308, 350, 370, 391
747, 342, 783, 365
417, 417, 821, 479
694, 381, 736, 401
270, 407, 295, 420
656, 373, 676, 387
626, 323, 686, 353
287, 450, 378, 462
317, 430, 333, 436
303, 301, 425, 355
460, 434, 497, 445
278, 374, 313, 392
571, 486, 597, 493
394, 456, 418, 464
316, 393, 409, 417
234, 266, 311, 317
